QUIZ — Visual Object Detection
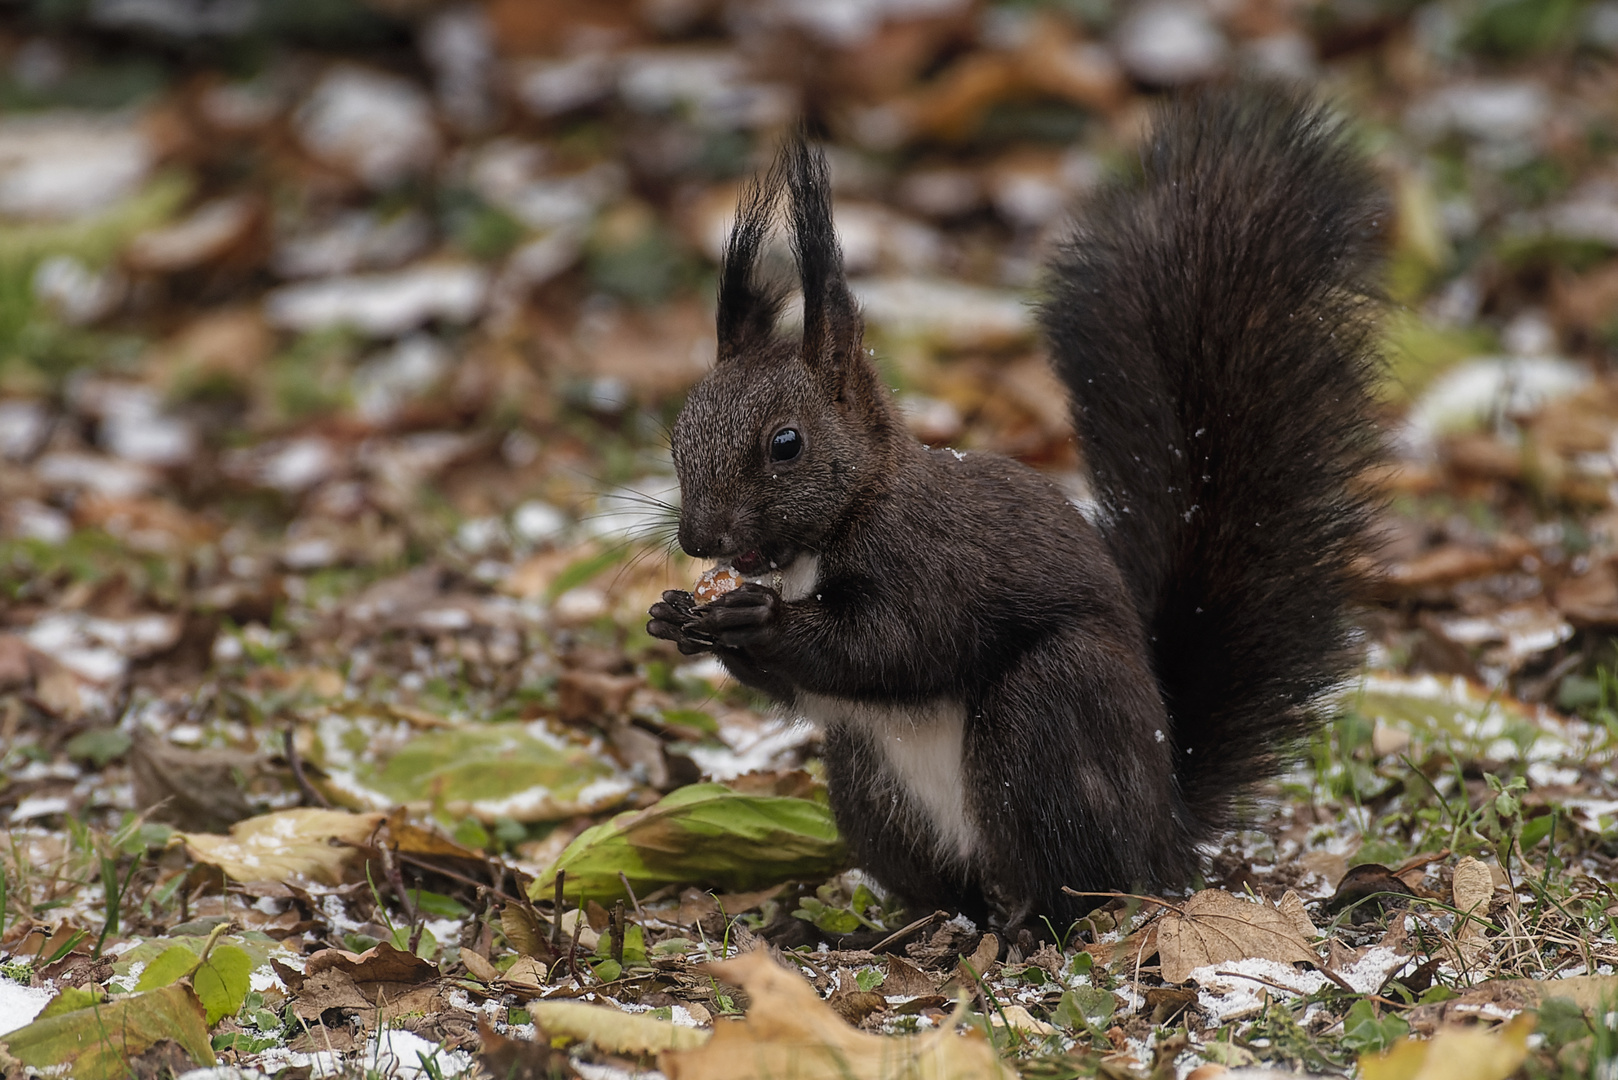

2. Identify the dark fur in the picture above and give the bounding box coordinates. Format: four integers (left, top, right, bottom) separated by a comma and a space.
649, 86, 1385, 926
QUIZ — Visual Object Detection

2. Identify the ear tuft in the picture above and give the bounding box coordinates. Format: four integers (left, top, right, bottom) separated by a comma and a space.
716, 160, 788, 359
784, 135, 860, 372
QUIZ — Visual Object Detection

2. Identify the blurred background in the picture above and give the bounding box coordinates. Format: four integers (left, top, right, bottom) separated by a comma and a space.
5, 0, 1618, 856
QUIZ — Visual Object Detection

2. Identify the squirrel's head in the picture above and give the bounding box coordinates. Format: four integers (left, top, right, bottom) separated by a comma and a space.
670, 136, 901, 574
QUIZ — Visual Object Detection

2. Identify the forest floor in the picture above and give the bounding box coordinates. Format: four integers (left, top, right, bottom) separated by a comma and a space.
5, 1, 1618, 1077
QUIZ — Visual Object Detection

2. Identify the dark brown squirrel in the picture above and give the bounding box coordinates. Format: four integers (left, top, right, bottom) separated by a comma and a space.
647, 86, 1387, 931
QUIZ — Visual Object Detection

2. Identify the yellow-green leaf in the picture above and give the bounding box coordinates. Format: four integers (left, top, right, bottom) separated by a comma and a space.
178, 808, 386, 884
2, 982, 215, 1080
527, 1000, 708, 1054
305, 718, 634, 824
135, 944, 199, 992
1360, 1015, 1534, 1080
35, 987, 106, 1021
532, 783, 846, 905
193, 945, 252, 1025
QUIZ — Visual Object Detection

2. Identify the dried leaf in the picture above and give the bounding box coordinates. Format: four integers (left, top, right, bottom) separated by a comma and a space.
526, 1000, 708, 1054
460, 949, 500, 984
1451, 858, 1494, 925
1451, 857, 1494, 964
130, 728, 256, 833
1360, 1014, 1533, 1080
660, 950, 1013, 1080
178, 808, 385, 885
1157, 890, 1320, 985
283, 941, 441, 1023
501, 903, 555, 961
1278, 890, 1318, 938
478, 1019, 578, 1080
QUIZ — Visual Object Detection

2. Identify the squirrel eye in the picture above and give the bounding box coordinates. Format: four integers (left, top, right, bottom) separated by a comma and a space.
770, 427, 804, 463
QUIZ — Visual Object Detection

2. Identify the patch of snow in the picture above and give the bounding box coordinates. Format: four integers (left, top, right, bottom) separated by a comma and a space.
1190, 958, 1327, 1023
0, 112, 153, 219
34, 451, 155, 498
266, 264, 488, 338
1404, 355, 1591, 449
366, 1028, 473, 1080
688, 717, 817, 780
511, 501, 568, 546
33, 254, 123, 324
254, 1048, 342, 1078
295, 67, 439, 188
0, 977, 52, 1035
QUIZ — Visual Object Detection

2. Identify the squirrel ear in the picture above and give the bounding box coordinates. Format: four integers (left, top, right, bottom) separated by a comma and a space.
785, 136, 866, 402
716, 161, 787, 362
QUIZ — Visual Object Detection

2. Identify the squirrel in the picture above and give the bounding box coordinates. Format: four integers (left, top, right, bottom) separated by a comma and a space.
647, 85, 1387, 930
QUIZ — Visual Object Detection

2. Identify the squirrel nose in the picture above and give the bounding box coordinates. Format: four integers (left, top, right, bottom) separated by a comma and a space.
678, 514, 732, 559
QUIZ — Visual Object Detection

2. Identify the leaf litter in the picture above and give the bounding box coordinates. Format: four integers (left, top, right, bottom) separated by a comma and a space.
3, 1, 1618, 1078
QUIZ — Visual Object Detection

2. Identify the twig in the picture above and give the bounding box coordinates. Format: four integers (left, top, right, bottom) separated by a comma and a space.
871, 910, 947, 954
618, 872, 644, 922
374, 824, 420, 952
551, 871, 565, 951
395, 852, 521, 906
284, 727, 330, 808
1060, 888, 1184, 915
566, 908, 585, 986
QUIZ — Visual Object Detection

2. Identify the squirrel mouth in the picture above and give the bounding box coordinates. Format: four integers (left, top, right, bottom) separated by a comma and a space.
730, 549, 769, 576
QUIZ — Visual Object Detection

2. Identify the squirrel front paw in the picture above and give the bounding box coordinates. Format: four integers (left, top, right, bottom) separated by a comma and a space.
686, 582, 781, 650
648, 590, 714, 655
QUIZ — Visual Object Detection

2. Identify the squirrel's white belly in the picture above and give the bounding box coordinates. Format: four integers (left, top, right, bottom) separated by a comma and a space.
795, 693, 978, 866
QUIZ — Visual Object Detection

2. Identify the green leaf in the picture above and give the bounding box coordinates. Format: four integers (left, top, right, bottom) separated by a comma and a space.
112, 932, 292, 987
793, 897, 861, 935
307, 718, 634, 824
592, 958, 623, 982
409, 889, 469, 919
135, 944, 200, 992
593, 924, 647, 967
3, 981, 216, 1079
1051, 987, 1115, 1036
1341, 998, 1409, 1054
193, 945, 252, 1026
660, 708, 718, 735
547, 547, 632, 602
532, 783, 846, 905
855, 968, 884, 993
64, 728, 132, 767
36, 986, 107, 1020
1535, 996, 1591, 1049
1519, 813, 1555, 850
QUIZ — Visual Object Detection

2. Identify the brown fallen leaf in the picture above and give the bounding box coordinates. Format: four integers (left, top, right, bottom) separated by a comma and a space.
460, 949, 500, 984
1326, 863, 1418, 923
1157, 890, 1321, 985
131, 728, 257, 833
501, 903, 557, 963
882, 954, 939, 997
1555, 558, 1618, 627
1407, 974, 1618, 1034
660, 949, 1015, 1080
282, 941, 441, 1023
1277, 890, 1318, 938
478, 1018, 578, 1080
1450, 856, 1494, 965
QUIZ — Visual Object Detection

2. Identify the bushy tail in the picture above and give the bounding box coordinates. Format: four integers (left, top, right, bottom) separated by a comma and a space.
1037, 86, 1386, 839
